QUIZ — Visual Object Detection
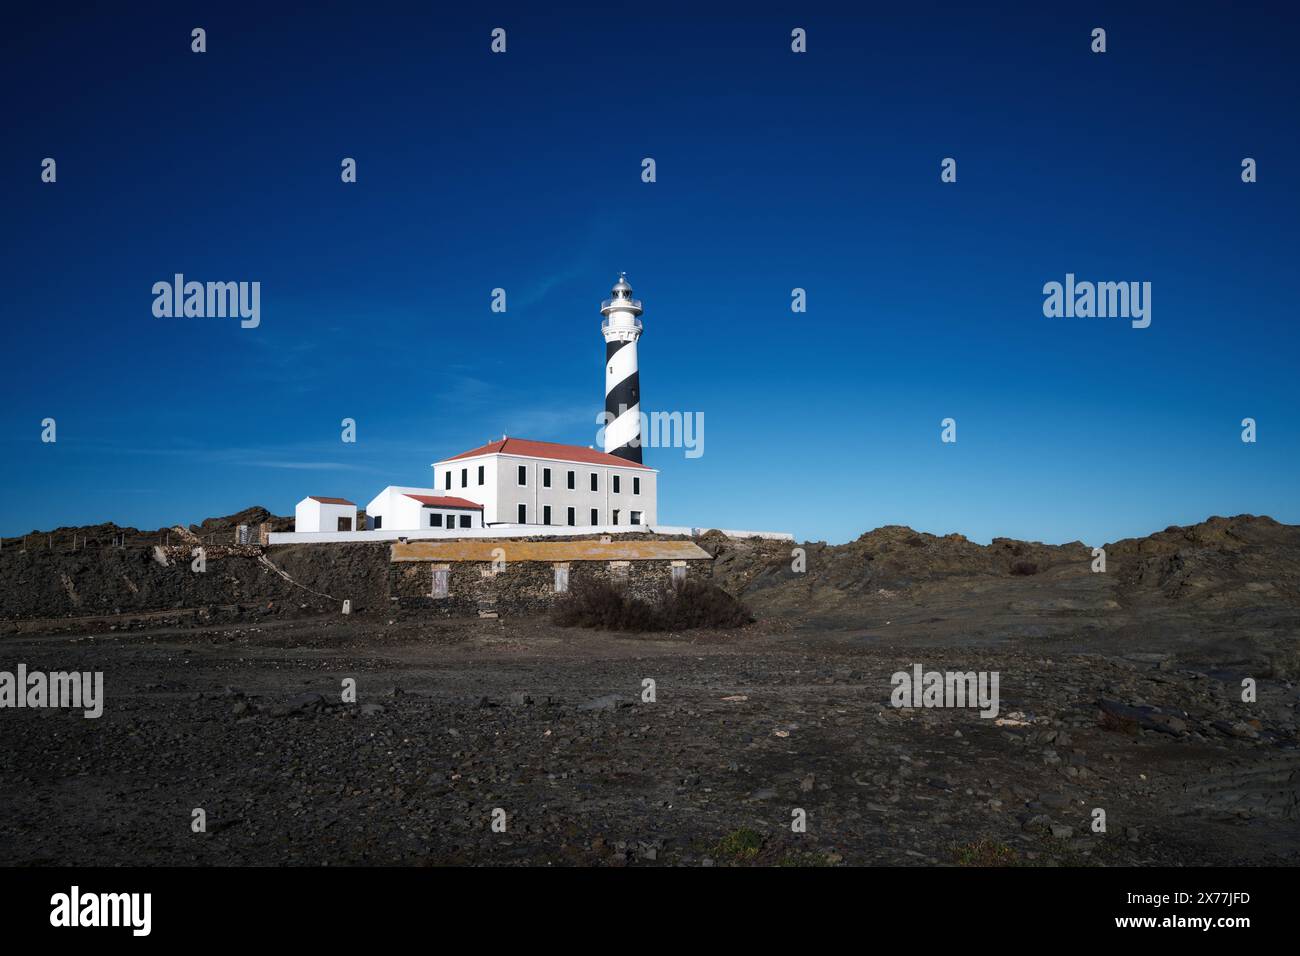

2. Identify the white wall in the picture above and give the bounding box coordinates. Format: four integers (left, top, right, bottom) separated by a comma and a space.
269, 523, 792, 545
366, 486, 485, 531
432, 458, 497, 517
365, 486, 433, 531
490, 454, 656, 527
415, 505, 482, 531
295, 498, 321, 531
294, 498, 357, 532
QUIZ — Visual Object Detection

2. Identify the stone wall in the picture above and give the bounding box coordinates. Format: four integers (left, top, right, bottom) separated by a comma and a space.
388, 558, 700, 616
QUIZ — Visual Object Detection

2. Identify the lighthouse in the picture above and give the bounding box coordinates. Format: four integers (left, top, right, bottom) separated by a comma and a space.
601, 273, 644, 463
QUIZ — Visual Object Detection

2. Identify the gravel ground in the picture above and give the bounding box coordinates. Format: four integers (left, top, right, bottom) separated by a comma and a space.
2, 614, 1296, 867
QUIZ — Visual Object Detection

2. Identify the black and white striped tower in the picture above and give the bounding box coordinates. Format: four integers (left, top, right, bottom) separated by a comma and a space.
600, 273, 644, 463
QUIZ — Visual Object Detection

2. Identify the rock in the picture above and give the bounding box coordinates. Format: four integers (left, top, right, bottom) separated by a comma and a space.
1227, 722, 1260, 739
1148, 714, 1188, 735
1050, 824, 1074, 839
272, 692, 326, 717
578, 694, 630, 712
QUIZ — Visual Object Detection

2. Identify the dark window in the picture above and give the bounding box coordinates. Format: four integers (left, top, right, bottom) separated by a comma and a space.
567, 507, 575, 526
477, 465, 484, 485
590, 508, 598, 525
612, 510, 620, 526
543, 468, 551, 488
518, 465, 527, 486
518, 503, 527, 523
543, 505, 551, 525
461, 468, 467, 488
373, 516, 382, 530
459, 514, 471, 528
430, 513, 443, 527
630, 511, 641, 525
566, 470, 575, 490
337, 516, 352, 532
590, 472, 598, 491
613, 475, 621, 494
444, 471, 451, 490
633, 476, 640, 495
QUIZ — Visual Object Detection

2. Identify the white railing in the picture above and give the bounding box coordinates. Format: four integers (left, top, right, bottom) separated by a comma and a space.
601, 316, 642, 331
267, 524, 793, 545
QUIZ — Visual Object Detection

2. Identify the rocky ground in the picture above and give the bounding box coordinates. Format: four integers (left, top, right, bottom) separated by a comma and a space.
1, 614, 1296, 867
1, 513, 1296, 866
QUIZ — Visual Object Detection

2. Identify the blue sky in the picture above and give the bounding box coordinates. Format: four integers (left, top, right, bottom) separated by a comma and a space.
2, 2, 1297, 545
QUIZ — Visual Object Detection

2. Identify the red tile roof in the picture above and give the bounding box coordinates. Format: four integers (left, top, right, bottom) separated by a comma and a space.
404, 495, 484, 509
440, 437, 652, 470
308, 496, 355, 505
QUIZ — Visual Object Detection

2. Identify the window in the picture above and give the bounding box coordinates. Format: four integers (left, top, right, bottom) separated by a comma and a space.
459, 514, 471, 528
612, 510, 620, 526
630, 511, 641, 526
566, 470, 575, 490
461, 468, 467, 488
567, 507, 575, 526
444, 471, 451, 490
337, 516, 352, 531
373, 516, 382, 530
543, 505, 552, 525
590, 508, 598, 525
671, 564, 686, 586
430, 513, 443, 527
431, 568, 449, 598
554, 564, 569, 593
518, 503, 527, 523
633, 476, 640, 495
543, 468, 551, 488
613, 475, 621, 494
590, 472, 598, 492
477, 465, 484, 485
518, 465, 527, 486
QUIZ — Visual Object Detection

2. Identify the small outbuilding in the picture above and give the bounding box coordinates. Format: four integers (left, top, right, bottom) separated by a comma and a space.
365, 486, 485, 531
388, 538, 713, 614
295, 496, 357, 532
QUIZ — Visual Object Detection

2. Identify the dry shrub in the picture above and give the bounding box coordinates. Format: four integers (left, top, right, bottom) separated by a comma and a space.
1010, 561, 1039, 576
1098, 708, 1140, 735
554, 579, 753, 631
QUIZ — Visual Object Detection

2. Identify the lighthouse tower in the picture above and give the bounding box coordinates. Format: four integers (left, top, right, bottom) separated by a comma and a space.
600, 273, 644, 463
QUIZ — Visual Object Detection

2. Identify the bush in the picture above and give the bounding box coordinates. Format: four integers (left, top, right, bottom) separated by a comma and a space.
552, 580, 658, 631
657, 579, 755, 630
554, 579, 753, 631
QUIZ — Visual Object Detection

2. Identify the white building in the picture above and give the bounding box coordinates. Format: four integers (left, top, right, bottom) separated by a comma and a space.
432, 437, 657, 528
364, 486, 485, 532
294, 496, 357, 533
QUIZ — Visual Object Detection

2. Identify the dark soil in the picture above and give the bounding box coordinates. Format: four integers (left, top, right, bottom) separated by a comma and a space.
1, 513, 1296, 866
